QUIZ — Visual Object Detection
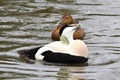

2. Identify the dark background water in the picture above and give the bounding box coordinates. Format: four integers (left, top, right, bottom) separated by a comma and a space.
0, 0, 120, 80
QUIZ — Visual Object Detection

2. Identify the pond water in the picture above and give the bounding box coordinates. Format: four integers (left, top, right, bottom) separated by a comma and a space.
0, 0, 120, 80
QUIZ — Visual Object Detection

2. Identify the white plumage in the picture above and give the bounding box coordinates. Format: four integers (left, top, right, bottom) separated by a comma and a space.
35, 23, 88, 61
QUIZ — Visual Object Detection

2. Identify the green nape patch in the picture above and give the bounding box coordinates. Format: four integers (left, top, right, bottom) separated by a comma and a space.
60, 35, 69, 45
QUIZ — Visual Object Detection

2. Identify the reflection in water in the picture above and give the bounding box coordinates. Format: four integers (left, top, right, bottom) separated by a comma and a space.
0, 0, 120, 80
57, 67, 70, 79
57, 67, 85, 80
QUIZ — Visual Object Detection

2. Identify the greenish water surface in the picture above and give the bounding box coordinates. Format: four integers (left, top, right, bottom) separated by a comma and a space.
0, 0, 120, 80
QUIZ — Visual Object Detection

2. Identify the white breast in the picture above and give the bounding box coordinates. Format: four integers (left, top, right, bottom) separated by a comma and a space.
69, 40, 88, 58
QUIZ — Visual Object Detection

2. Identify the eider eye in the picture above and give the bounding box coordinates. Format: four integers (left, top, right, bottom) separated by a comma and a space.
66, 16, 69, 18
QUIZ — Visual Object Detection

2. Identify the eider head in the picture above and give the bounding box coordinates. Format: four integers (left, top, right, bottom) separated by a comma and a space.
59, 23, 82, 45
56, 14, 73, 26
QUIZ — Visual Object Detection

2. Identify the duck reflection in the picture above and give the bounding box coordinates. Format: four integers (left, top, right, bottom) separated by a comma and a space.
57, 67, 86, 80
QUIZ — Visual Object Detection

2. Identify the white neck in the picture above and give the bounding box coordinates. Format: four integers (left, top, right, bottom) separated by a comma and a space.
68, 35, 74, 42
60, 35, 74, 45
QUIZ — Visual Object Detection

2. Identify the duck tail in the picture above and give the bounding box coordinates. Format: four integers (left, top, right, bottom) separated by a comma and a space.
17, 46, 42, 60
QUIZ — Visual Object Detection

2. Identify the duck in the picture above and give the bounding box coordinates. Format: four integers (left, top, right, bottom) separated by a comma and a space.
18, 23, 88, 64
51, 14, 85, 41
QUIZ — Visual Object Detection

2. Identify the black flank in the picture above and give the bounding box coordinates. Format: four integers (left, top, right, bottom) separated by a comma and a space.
42, 50, 88, 64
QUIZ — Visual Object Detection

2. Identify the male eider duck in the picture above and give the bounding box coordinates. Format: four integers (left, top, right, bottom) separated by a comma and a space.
51, 14, 85, 41
18, 23, 88, 64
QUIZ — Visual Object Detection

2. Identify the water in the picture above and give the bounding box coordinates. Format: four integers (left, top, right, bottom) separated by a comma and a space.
0, 0, 120, 80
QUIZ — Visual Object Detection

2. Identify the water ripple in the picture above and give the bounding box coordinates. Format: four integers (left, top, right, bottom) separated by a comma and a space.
0, 0, 120, 80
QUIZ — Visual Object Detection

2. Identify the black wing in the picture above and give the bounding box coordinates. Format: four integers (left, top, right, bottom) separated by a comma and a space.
18, 46, 42, 60
42, 50, 88, 64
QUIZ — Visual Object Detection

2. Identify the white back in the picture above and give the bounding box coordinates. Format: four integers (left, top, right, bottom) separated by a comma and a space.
35, 23, 88, 60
